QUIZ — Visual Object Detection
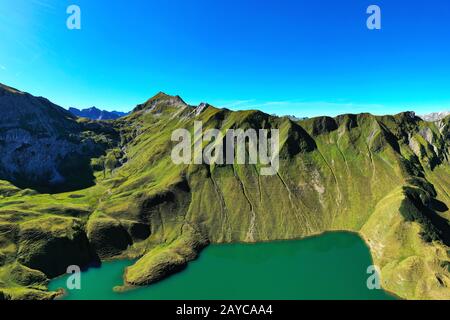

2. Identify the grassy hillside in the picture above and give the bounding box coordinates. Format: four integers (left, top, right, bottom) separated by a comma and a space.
0, 91, 449, 300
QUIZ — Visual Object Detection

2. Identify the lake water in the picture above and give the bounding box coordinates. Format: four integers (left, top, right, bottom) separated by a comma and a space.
48, 232, 395, 300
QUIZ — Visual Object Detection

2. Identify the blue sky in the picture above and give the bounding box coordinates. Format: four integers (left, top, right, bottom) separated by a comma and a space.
0, 0, 449, 117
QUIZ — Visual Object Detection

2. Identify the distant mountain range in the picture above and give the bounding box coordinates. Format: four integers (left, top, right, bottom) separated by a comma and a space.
420, 111, 450, 122
68, 106, 128, 120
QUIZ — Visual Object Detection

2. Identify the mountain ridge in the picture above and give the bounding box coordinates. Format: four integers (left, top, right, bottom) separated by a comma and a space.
420, 111, 450, 122
0, 84, 449, 300
68, 106, 128, 120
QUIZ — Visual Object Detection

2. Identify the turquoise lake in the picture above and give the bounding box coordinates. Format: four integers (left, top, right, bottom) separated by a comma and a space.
48, 232, 395, 300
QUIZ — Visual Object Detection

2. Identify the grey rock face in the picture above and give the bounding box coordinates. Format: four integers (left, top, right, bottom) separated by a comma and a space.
420, 111, 450, 122
0, 84, 113, 192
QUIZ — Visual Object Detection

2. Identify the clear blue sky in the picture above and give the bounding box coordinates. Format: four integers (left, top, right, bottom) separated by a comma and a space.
0, 0, 449, 117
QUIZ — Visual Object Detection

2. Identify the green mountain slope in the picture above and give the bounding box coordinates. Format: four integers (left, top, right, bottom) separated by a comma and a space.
0, 87, 449, 300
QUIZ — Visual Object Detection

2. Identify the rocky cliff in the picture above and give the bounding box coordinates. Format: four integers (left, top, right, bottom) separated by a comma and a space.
0, 84, 118, 192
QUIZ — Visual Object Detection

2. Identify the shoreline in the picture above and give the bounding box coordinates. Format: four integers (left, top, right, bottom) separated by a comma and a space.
48, 230, 400, 300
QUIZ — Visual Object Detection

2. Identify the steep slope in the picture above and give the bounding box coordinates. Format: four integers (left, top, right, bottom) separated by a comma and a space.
0, 84, 119, 192
0, 88, 449, 300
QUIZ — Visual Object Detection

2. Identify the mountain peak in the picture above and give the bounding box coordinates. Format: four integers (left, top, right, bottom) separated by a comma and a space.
148, 92, 186, 104
133, 91, 188, 113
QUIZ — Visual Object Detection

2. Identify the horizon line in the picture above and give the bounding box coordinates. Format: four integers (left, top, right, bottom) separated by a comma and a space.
2, 81, 449, 119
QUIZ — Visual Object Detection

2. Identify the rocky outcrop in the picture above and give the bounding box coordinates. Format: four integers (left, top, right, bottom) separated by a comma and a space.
124, 224, 209, 286
17, 216, 98, 278
420, 111, 450, 122
86, 217, 133, 259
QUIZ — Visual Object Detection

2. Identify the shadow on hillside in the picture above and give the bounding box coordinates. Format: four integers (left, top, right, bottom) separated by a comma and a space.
426, 199, 450, 246
401, 188, 450, 247
8, 156, 96, 194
